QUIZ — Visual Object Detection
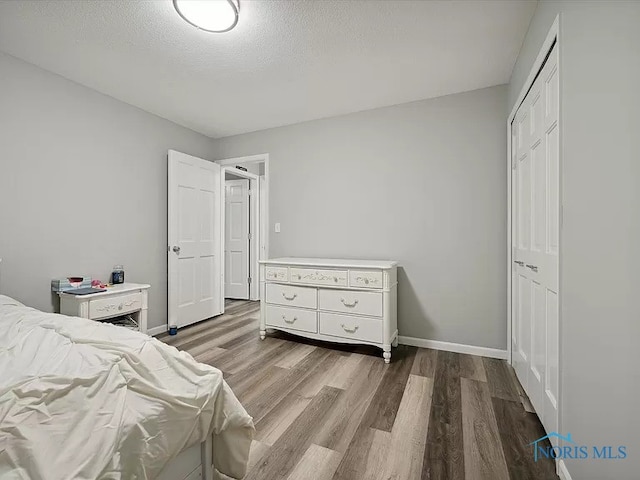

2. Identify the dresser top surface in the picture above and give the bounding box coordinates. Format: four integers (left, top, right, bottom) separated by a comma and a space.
259, 257, 397, 269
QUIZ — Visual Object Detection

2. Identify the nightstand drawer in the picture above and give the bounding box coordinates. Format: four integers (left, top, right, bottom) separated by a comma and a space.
90, 292, 142, 320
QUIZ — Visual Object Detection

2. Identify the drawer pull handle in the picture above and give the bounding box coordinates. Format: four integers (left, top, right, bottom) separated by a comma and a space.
282, 292, 298, 301
282, 315, 297, 324
340, 298, 359, 308
341, 324, 359, 334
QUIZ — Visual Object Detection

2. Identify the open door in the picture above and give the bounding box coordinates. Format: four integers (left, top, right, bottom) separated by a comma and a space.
168, 150, 223, 329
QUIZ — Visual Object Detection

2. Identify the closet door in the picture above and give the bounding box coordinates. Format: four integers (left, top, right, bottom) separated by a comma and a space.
511, 44, 559, 436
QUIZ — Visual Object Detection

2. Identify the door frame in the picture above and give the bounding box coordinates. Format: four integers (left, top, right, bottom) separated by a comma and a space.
217, 154, 269, 301
223, 175, 252, 300
222, 167, 259, 300
506, 13, 561, 433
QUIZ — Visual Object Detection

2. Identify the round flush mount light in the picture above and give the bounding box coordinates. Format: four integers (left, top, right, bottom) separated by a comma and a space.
173, 0, 240, 33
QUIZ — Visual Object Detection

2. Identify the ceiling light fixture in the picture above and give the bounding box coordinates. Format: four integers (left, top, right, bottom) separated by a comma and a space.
173, 0, 240, 33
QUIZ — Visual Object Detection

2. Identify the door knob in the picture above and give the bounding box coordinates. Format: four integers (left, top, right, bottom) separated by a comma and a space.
172, 246, 181, 254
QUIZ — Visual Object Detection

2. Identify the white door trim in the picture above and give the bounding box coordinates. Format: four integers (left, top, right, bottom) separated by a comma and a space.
216, 154, 269, 301
222, 167, 260, 300
223, 177, 250, 299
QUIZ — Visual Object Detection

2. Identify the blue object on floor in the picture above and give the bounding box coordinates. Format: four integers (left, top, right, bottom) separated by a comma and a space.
169, 325, 178, 335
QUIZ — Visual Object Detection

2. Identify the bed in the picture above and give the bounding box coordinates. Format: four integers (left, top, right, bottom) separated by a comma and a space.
0, 294, 254, 480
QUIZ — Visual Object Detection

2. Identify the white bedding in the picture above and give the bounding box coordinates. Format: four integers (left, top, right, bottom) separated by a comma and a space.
0, 295, 254, 479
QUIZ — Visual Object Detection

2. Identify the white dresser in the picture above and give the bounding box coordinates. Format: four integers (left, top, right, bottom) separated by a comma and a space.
259, 258, 398, 362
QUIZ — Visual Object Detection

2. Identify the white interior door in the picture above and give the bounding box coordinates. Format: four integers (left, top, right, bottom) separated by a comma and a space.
225, 179, 250, 299
511, 44, 559, 436
168, 150, 223, 329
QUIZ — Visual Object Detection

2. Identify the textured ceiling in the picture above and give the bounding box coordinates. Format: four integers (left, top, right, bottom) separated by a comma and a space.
0, 0, 537, 138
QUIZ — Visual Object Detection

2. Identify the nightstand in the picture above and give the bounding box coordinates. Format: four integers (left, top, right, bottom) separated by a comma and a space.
58, 283, 150, 334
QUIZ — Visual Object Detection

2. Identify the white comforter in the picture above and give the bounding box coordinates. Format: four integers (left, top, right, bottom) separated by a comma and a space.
0, 295, 254, 479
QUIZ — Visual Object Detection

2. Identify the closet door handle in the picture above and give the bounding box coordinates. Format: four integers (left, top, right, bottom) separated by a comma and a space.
514, 260, 524, 266
526, 264, 538, 272
340, 298, 359, 308
282, 292, 297, 301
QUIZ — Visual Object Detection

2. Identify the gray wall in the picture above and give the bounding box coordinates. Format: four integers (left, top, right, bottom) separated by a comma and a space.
0, 52, 216, 330
215, 85, 508, 350
509, 2, 640, 478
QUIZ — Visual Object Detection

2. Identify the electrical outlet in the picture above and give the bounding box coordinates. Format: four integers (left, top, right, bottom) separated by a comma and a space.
274, 223, 281, 233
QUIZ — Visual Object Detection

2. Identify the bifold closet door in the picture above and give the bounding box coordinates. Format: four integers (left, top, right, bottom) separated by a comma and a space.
511, 44, 559, 436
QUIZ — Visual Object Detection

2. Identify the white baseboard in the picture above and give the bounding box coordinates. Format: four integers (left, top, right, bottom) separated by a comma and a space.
557, 460, 572, 480
147, 325, 167, 336
398, 336, 508, 359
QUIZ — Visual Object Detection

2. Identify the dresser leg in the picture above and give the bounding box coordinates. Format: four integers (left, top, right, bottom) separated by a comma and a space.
383, 347, 391, 364
260, 330, 266, 340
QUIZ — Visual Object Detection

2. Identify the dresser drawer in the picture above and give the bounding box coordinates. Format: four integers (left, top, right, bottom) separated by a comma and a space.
319, 312, 383, 344
349, 270, 383, 289
265, 266, 288, 282
266, 305, 317, 333
266, 283, 317, 309
89, 292, 142, 320
318, 289, 382, 317
289, 268, 348, 286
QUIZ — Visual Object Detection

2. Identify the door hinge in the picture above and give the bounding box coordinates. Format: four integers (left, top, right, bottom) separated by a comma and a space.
248, 277, 252, 284
248, 233, 252, 240
248, 189, 251, 196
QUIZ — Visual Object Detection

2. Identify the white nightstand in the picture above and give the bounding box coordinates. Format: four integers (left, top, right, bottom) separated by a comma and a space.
58, 283, 150, 334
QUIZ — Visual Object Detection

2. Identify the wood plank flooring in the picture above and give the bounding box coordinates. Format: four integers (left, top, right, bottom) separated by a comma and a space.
158, 300, 558, 480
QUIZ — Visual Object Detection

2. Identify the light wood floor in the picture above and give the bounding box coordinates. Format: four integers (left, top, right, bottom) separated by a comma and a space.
159, 300, 558, 480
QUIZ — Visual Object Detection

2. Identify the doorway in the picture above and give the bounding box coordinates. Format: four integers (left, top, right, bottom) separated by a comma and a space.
508, 17, 560, 453
217, 154, 269, 302
224, 171, 250, 299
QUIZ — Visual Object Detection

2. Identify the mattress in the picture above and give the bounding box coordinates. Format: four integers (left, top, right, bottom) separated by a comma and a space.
0, 295, 254, 479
